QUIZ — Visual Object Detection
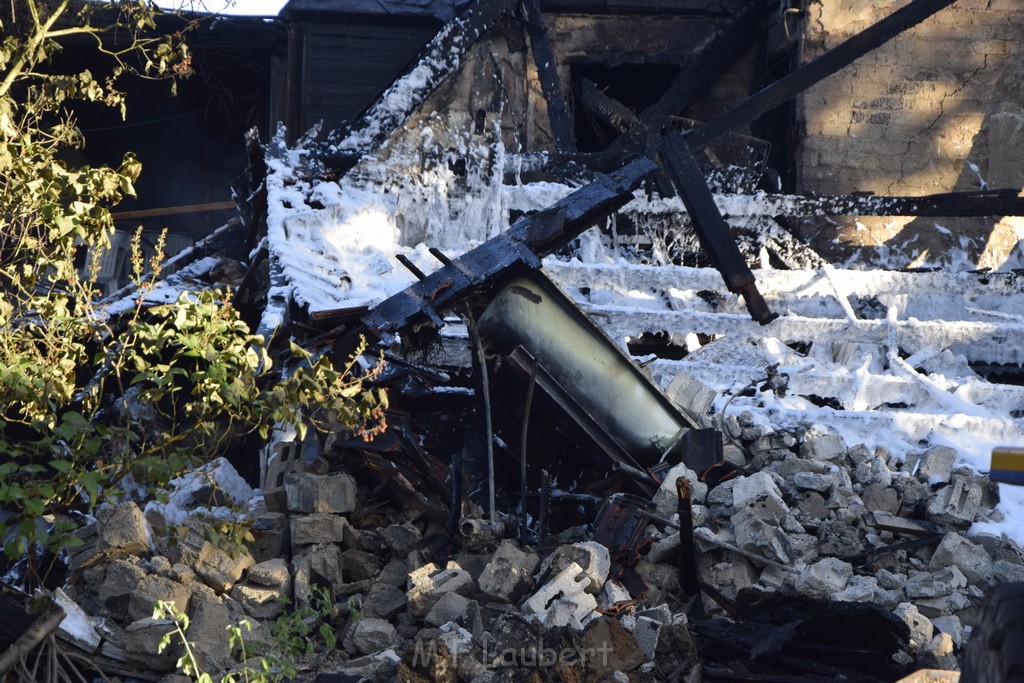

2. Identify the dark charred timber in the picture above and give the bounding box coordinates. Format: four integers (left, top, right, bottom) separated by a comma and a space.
765, 188, 1024, 218
686, 0, 960, 151
675, 476, 700, 597
660, 131, 776, 324
606, 0, 761, 157
540, 0, 732, 14
324, 0, 517, 165
580, 78, 640, 135
338, 157, 658, 357
522, 0, 576, 152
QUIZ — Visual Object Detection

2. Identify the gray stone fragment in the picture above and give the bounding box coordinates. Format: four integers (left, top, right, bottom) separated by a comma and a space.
994, 559, 1024, 583
94, 559, 146, 621
407, 562, 474, 617
930, 533, 993, 585
380, 523, 422, 555
71, 502, 154, 572
341, 549, 379, 582
646, 532, 680, 564
123, 618, 179, 672
363, 583, 407, 620
351, 618, 398, 655
832, 575, 881, 602
632, 616, 662, 659
862, 483, 900, 514
792, 471, 834, 492
793, 558, 853, 597
707, 478, 738, 506
894, 602, 933, 649
931, 615, 964, 648
926, 475, 983, 527
904, 566, 967, 599
799, 431, 846, 462
521, 562, 596, 629
128, 574, 191, 623
187, 600, 231, 673
231, 581, 288, 619
539, 541, 610, 594
194, 542, 254, 593
908, 446, 958, 485
798, 492, 829, 520
285, 472, 357, 514
666, 373, 716, 417
246, 558, 290, 587
637, 604, 672, 625
290, 514, 348, 548
425, 592, 471, 628
248, 511, 289, 563
733, 517, 792, 564
731, 472, 788, 524
478, 540, 539, 603
292, 544, 345, 601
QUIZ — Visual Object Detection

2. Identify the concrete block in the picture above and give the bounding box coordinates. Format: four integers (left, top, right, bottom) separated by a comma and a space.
478, 540, 539, 603
632, 616, 662, 659
904, 567, 968, 599
194, 542, 254, 593
929, 532, 993, 585
246, 558, 290, 587
123, 618, 179, 672
598, 580, 632, 610
926, 476, 983, 527
799, 431, 847, 463
292, 544, 344, 601
540, 541, 610, 594
734, 517, 792, 564
187, 600, 231, 673
909, 446, 958, 485
665, 372, 716, 418
285, 472, 357, 514
653, 463, 708, 516
993, 559, 1024, 583
521, 561, 596, 629
128, 574, 191, 623
931, 615, 964, 648
646, 532, 680, 564
794, 558, 853, 598
792, 471, 835, 492
732, 472, 789, 524
363, 583, 407, 620
407, 562, 474, 617
290, 514, 348, 548
894, 602, 933, 649
352, 618, 398, 655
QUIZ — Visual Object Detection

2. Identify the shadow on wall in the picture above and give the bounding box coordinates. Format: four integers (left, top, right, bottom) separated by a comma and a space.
794, 6, 1024, 270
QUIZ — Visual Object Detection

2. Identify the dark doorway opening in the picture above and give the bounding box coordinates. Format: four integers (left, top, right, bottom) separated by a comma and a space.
571, 63, 680, 152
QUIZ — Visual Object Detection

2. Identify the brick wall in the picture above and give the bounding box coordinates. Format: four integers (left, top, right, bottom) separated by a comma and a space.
796, 0, 1024, 268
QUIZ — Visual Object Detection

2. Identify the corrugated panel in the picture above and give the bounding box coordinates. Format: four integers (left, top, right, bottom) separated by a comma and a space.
301, 22, 438, 132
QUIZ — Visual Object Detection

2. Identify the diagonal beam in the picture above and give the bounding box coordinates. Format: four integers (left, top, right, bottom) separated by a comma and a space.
686, 0, 959, 150
522, 0, 576, 152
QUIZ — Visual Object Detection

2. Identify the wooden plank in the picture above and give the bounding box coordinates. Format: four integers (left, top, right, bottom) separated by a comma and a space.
111, 201, 235, 220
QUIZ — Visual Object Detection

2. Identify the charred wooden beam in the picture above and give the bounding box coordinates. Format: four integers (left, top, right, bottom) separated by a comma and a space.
686, 0, 959, 150
760, 188, 1024, 218
326, 0, 517, 164
541, 0, 732, 14
580, 78, 640, 135
339, 157, 657, 356
660, 131, 776, 324
607, 0, 761, 157
522, 0, 576, 152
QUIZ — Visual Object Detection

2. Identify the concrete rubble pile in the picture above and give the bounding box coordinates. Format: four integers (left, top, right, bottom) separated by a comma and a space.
48, 402, 1012, 681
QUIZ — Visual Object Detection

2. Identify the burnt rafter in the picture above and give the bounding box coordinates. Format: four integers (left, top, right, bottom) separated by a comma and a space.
579, 78, 640, 135
332, 156, 659, 361
685, 0, 960, 151
522, 0, 576, 152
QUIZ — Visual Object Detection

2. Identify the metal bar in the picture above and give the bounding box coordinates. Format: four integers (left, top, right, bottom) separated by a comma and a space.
660, 130, 776, 323
521, 355, 539, 545
686, 0, 959, 150
522, 0, 576, 152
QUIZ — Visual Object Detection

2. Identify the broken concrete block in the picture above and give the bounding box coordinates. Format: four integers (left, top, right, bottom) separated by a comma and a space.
793, 557, 853, 598
363, 583, 407, 620
993, 559, 1024, 583
285, 472, 357, 514
93, 559, 147, 621
832, 575, 881, 603
854, 454, 894, 487
894, 602, 933, 650
72, 502, 155, 572
521, 561, 596, 629
731, 472, 789, 524
929, 532, 993, 585
930, 615, 964, 648
123, 617, 180, 672
351, 617, 398, 655
792, 471, 834, 493
580, 618, 645, 674
632, 615, 662, 659
540, 541, 610, 594
598, 580, 632, 611
128, 574, 192, 623
425, 592, 472, 628
666, 372, 717, 417
407, 562, 473, 617
652, 463, 708, 517
249, 512, 289, 563
380, 523, 422, 555
165, 457, 255, 510
799, 431, 846, 463
187, 600, 231, 674
290, 513, 348, 548
292, 544, 345, 602
733, 517, 792, 564
341, 549, 379, 582
646, 532, 680, 564
926, 475, 983, 527
861, 483, 900, 514
904, 566, 967, 599
194, 542, 254, 593
231, 581, 288, 619
909, 446, 958, 485
478, 540, 539, 604
246, 558, 290, 587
